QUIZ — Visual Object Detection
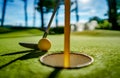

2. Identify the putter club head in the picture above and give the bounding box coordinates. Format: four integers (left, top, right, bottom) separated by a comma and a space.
19, 42, 39, 50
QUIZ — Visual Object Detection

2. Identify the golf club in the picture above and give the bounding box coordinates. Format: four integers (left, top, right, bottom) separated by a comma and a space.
19, 0, 60, 50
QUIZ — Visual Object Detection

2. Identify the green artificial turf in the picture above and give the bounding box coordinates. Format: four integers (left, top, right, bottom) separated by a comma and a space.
0, 29, 120, 78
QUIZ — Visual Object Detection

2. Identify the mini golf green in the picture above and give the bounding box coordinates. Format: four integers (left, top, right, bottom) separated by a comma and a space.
0, 29, 120, 78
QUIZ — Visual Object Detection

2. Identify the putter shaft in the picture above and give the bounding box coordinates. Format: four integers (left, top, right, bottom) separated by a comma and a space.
43, 0, 60, 38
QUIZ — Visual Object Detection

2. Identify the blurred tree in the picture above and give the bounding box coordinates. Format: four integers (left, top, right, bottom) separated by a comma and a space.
117, 0, 120, 10
74, 0, 79, 22
117, 13, 120, 26
37, 0, 60, 30
37, 0, 45, 30
89, 16, 103, 23
55, 0, 64, 27
37, 0, 75, 29
1, 0, 13, 27
1, 0, 7, 27
55, 6, 59, 27
22, 0, 28, 27
106, 0, 120, 30
33, 0, 37, 27
71, 0, 79, 22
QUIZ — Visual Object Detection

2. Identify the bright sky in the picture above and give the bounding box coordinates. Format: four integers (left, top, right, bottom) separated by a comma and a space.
0, 0, 108, 27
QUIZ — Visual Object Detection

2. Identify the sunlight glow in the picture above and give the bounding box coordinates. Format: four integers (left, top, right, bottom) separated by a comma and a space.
79, 0, 90, 4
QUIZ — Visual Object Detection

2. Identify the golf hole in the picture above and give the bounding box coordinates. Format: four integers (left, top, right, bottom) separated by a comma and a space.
40, 52, 94, 69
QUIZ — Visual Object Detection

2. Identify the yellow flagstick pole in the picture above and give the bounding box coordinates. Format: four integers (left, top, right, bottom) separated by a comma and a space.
64, 0, 70, 68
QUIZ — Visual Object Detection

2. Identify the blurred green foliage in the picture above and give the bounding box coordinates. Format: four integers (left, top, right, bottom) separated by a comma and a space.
97, 20, 112, 29
0, 27, 12, 33
49, 26, 64, 34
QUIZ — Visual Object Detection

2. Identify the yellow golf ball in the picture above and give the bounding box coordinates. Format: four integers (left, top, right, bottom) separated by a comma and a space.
38, 38, 51, 51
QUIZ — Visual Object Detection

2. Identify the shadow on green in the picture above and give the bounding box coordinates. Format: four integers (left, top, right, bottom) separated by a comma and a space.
0, 50, 46, 69
48, 68, 62, 78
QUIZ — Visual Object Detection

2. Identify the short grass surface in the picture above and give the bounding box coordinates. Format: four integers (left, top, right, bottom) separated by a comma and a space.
0, 29, 120, 78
